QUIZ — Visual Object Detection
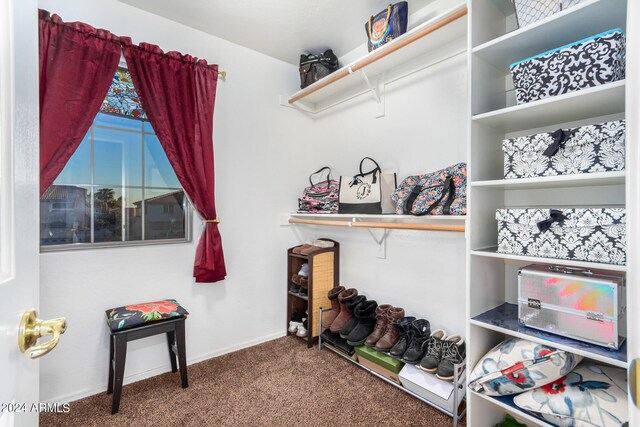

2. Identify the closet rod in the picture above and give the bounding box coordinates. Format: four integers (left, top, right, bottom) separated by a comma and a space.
288, 218, 465, 232
288, 5, 468, 105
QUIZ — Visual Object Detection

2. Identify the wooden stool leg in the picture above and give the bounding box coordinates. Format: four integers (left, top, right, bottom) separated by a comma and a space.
166, 331, 178, 373
175, 320, 188, 388
107, 334, 114, 395
111, 335, 127, 414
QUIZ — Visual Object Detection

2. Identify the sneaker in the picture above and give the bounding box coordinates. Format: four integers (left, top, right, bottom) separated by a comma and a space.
419, 329, 447, 374
298, 263, 309, 277
288, 321, 302, 333
296, 319, 308, 337
436, 335, 466, 382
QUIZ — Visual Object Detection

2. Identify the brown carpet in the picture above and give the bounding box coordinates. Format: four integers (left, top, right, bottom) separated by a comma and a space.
41, 336, 465, 427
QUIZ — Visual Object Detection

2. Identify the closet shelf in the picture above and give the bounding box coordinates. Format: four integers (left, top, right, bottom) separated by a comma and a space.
472, 80, 625, 133
471, 171, 626, 190
470, 391, 553, 427
471, 303, 628, 368
472, 0, 627, 68
284, 3, 467, 114
288, 213, 466, 232
470, 247, 627, 272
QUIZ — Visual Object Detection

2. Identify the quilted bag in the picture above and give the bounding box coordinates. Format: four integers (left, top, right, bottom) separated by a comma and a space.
298, 167, 339, 214
365, 2, 408, 52
514, 363, 628, 426
496, 208, 627, 265
468, 338, 582, 396
503, 120, 626, 179
391, 163, 466, 216
510, 28, 625, 104
299, 50, 339, 89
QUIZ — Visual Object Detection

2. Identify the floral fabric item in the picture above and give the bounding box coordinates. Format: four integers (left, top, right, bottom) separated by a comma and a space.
468, 338, 581, 396
391, 163, 467, 215
496, 208, 626, 265
105, 299, 188, 332
503, 120, 625, 179
514, 363, 628, 426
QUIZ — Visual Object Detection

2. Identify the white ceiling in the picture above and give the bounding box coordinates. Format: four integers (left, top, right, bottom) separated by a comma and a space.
117, 0, 434, 65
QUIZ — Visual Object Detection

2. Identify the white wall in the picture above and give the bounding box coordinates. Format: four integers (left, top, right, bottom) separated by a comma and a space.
38, 0, 468, 403
37, 0, 311, 403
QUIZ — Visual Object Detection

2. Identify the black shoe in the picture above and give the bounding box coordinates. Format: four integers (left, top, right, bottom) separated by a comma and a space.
289, 283, 301, 293
339, 295, 366, 338
346, 300, 378, 346
402, 319, 430, 364
299, 287, 308, 296
436, 335, 466, 381
419, 329, 447, 373
389, 316, 416, 357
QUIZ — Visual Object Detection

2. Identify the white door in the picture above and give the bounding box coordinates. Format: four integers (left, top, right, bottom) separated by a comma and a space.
0, 0, 43, 425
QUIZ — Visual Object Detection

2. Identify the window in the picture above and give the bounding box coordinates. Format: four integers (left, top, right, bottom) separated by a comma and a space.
40, 68, 191, 249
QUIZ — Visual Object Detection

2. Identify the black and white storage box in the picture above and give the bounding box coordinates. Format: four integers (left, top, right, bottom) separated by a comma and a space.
518, 264, 626, 349
496, 208, 626, 265
510, 29, 625, 104
503, 120, 626, 179
513, 0, 584, 28
398, 364, 464, 413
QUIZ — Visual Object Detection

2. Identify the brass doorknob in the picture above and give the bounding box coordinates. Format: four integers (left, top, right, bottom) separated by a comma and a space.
18, 309, 67, 359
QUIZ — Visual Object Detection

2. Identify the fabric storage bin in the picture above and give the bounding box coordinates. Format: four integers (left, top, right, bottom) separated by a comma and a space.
496, 208, 626, 265
510, 29, 625, 104
503, 120, 625, 179
513, 0, 585, 28
518, 264, 626, 349
355, 345, 404, 374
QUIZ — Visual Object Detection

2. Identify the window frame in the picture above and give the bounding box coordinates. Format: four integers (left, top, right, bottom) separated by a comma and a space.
40, 114, 193, 252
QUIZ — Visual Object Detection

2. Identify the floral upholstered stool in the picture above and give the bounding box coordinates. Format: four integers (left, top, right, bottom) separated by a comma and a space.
105, 299, 189, 414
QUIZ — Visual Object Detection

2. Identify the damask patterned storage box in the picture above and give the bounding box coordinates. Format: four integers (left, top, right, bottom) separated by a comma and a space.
510, 29, 625, 104
518, 264, 626, 349
496, 208, 626, 265
503, 120, 625, 179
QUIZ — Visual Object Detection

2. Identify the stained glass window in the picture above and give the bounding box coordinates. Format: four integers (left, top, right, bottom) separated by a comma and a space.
100, 68, 147, 120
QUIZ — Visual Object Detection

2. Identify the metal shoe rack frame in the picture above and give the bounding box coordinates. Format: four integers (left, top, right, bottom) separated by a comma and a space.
318, 308, 466, 427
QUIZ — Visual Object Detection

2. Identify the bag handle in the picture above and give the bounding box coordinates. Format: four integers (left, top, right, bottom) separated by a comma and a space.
403, 176, 455, 216
309, 166, 332, 186
367, 5, 392, 41
354, 157, 381, 184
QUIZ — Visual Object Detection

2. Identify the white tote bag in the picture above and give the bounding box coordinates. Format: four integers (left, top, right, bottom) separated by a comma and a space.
338, 157, 397, 214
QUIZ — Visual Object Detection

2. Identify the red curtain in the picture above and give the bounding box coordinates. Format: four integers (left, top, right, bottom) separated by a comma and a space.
121, 38, 227, 283
39, 10, 121, 195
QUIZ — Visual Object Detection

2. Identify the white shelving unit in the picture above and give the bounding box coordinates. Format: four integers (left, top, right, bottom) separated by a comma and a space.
466, 0, 636, 425
283, 3, 467, 115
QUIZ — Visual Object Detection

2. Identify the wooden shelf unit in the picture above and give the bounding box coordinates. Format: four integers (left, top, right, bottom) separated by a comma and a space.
286, 239, 339, 348
467, 0, 634, 425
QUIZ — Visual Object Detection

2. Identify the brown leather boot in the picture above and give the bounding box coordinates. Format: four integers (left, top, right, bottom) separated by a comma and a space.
322, 286, 345, 329
375, 307, 405, 351
364, 304, 392, 347
329, 288, 358, 333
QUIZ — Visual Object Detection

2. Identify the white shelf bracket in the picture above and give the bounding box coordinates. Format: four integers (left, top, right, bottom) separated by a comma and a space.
359, 70, 387, 118
352, 218, 389, 259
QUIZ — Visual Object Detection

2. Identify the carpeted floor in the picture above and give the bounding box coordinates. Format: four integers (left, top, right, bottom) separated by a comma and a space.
41, 336, 465, 427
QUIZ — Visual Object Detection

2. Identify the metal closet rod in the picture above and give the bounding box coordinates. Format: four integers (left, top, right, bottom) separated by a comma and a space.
288, 218, 465, 232
288, 6, 468, 105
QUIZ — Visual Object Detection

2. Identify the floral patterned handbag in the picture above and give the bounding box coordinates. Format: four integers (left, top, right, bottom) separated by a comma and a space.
391, 163, 467, 216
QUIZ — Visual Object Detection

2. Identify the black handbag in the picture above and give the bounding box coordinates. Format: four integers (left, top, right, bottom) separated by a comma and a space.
298, 50, 339, 89
365, 2, 409, 52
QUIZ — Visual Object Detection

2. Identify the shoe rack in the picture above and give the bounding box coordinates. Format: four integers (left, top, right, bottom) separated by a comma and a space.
287, 239, 340, 348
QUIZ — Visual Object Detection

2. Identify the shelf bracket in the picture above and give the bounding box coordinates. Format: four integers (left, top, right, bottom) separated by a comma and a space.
353, 218, 389, 259
359, 70, 386, 118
